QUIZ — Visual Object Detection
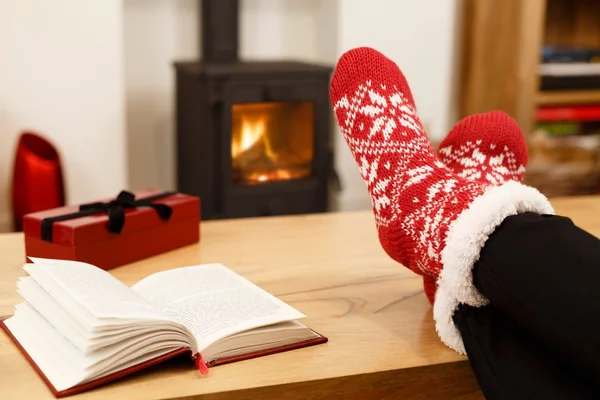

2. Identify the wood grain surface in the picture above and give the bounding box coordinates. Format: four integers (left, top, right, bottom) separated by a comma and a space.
1, 196, 596, 399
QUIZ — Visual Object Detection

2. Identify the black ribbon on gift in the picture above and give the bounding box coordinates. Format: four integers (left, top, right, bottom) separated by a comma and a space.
40, 190, 175, 242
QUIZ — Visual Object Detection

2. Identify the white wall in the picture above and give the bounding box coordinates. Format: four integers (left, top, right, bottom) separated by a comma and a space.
123, 0, 198, 192
0, 0, 126, 231
0, 0, 461, 231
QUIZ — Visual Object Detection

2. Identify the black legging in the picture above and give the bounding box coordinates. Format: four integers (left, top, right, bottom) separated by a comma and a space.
453, 213, 600, 399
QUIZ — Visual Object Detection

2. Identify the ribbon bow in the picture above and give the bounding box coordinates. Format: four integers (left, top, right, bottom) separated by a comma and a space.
79, 190, 174, 235
41, 190, 174, 242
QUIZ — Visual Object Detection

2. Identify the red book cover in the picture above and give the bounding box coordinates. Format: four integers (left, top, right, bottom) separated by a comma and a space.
0, 319, 327, 398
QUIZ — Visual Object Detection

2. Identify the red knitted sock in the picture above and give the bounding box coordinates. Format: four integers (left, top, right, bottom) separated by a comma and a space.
438, 111, 528, 186
330, 47, 553, 353
423, 111, 529, 305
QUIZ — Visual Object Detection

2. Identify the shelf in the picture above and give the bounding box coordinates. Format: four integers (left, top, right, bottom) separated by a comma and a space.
536, 90, 600, 106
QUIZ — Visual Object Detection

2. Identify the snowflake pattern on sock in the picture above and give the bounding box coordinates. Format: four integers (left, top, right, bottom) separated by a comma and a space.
439, 141, 526, 186
332, 78, 485, 278
436, 111, 528, 187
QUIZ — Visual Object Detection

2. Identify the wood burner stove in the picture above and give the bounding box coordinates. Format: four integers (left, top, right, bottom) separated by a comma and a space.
174, 0, 335, 220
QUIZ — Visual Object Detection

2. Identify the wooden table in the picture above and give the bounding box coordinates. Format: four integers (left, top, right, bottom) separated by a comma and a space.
1, 196, 597, 399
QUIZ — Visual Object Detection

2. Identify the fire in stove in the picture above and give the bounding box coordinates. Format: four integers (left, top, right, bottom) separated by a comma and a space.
231, 101, 314, 184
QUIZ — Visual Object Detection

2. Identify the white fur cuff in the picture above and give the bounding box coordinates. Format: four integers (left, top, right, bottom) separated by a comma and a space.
433, 180, 555, 354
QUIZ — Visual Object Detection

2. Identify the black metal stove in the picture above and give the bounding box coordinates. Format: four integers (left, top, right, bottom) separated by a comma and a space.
174, 0, 335, 220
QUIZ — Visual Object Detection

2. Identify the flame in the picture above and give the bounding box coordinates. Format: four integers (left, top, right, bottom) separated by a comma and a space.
230, 102, 313, 184
231, 115, 268, 159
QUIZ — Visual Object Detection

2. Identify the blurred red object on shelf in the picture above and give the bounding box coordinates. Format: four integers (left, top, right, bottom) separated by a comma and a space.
11, 132, 65, 232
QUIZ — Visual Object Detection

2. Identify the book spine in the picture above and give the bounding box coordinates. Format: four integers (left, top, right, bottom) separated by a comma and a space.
536, 106, 600, 122
541, 46, 600, 63
540, 76, 600, 91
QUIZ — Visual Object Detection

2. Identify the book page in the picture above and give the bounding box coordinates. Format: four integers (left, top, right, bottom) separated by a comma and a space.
3, 302, 188, 392
132, 264, 306, 351
27, 257, 174, 322
17, 277, 91, 352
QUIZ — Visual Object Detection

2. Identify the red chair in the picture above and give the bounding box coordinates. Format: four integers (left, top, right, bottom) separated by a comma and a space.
11, 132, 65, 231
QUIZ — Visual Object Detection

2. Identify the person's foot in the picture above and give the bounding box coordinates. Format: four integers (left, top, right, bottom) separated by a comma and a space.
438, 111, 528, 185
424, 111, 529, 304
329, 46, 553, 353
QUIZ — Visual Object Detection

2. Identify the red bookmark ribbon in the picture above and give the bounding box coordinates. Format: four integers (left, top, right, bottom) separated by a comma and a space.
195, 353, 209, 375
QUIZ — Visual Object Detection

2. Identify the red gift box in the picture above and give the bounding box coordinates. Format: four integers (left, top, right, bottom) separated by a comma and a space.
22, 190, 201, 270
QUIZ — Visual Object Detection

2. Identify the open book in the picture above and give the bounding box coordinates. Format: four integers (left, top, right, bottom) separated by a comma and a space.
0, 258, 327, 398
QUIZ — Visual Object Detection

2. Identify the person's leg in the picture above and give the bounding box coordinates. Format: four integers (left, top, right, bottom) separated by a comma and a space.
329, 46, 553, 354
453, 303, 600, 400
473, 212, 600, 385
329, 45, 600, 396
424, 110, 529, 304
